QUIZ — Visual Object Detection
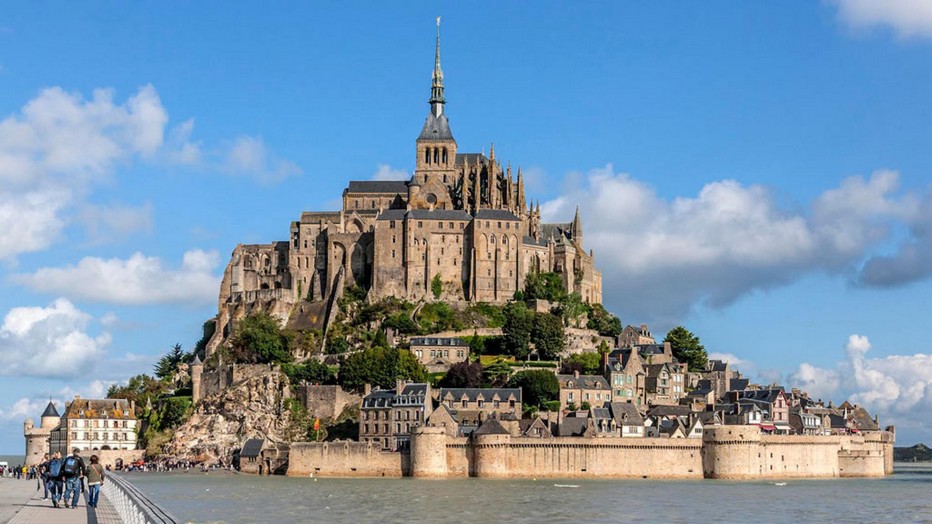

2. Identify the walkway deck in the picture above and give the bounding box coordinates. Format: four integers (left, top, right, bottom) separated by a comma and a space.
2, 478, 120, 524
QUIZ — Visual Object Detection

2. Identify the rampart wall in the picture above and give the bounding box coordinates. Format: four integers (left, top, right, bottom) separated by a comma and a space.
287, 441, 408, 477
287, 425, 893, 479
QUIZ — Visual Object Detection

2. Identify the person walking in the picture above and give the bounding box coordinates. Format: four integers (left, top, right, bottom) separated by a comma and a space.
61, 448, 85, 509
47, 451, 64, 508
84, 455, 105, 508
39, 454, 50, 499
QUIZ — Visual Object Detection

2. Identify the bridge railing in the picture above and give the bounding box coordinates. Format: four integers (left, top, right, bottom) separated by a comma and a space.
101, 473, 180, 524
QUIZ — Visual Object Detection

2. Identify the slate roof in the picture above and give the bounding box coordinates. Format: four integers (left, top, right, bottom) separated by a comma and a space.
418, 113, 454, 141
708, 360, 728, 372
736, 388, 784, 404
557, 374, 610, 390
240, 439, 264, 458
410, 337, 468, 347
730, 378, 751, 391
608, 402, 644, 426
647, 405, 691, 418
541, 223, 572, 241
590, 407, 613, 421
64, 399, 135, 420
455, 153, 487, 165
399, 384, 429, 397
408, 209, 473, 221
557, 417, 589, 437
848, 406, 880, 431
474, 209, 520, 221
361, 390, 395, 409
346, 180, 410, 194
376, 209, 407, 221
438, 388, 522, 404
473, 418, 510, 436
41, 401, 60, 418
522, 235, 548, 247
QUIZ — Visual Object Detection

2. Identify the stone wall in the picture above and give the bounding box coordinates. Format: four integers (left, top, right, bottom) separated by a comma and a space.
701, 426, 890, 479
286, 425, 892, 479
564, 328, 614, 355
83, 449, 146, 470
295, 385, 361, 421
287, 441, 408, 477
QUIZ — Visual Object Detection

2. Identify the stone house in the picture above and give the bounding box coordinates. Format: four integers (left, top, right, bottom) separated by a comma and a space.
731, 389, 790, 434
359, 381, 432, 451
53, 397, 138, 454
607, 402, 645, 438
644, 363, 685, 406
603, 348, 646, 408
409, 337, 469, 372
618, 324, 655, 348
557, 372, 612, 411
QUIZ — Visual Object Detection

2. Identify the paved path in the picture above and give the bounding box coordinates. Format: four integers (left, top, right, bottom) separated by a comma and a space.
2, 478, 120, 524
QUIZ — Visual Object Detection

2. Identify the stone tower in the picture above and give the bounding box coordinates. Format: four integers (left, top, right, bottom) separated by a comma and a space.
411, 17, 458, 210
24, 401, 60, 466
190, 353, 204, 404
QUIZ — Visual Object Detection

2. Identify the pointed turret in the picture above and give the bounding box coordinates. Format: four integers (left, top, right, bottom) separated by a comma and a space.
572, 205, 583, 245
517, 166, 527, 214
429, 16, 445, 116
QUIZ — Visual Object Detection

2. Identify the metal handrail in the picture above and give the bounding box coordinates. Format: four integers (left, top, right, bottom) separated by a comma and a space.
101, 472, 181, 524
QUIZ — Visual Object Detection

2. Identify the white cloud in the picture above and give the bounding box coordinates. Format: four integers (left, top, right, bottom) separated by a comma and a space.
708, 352, 756, 374
541, 165, 921, 326
788, 334, 932, 439
0, 380, 113, 422
77, 201, 154, 244
12, 249, 221, 306
832, 0, 932, 38
223, 136, 301, 184
0, 85, 167, 260
372, 164, 409, 181
0, 299, 108, 379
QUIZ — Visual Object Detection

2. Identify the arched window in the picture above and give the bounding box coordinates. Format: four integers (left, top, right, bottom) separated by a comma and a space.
442, 148, 448, 164
425, 148, 430, 164
433, 148, 439, 164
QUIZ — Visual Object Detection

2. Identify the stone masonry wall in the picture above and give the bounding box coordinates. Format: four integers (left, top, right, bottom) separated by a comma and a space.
287, 441, 408, 477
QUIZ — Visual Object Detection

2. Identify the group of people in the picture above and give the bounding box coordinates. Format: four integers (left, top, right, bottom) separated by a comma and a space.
1, 464, 37, 479
37, 448, 106, 509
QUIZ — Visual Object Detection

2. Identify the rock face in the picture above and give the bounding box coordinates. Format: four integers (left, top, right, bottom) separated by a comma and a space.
166, 365, 292, 462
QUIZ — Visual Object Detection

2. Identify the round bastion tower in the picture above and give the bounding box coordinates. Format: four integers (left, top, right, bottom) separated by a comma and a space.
410, 425, 448, 477
473, 432, 511, 478
23, 401, 60, 466
702, 425, 763, 479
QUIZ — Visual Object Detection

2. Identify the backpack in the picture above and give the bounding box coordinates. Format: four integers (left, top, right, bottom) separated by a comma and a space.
62, 456, 77, 477
48, 459, 62, 478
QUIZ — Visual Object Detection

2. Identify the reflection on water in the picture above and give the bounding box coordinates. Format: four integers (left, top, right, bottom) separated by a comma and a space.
124, 464, 932, 524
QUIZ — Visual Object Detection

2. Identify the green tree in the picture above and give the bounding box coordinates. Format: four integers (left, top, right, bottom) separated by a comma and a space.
507, 369, 559, 409
531, 312, 565, 360
107, 374, 166, 417
502, 301, 534, 359
587, 304, 623, 338
482, 359, 513, 387
523, 272, 566, 302
338, 346, 428, 391
663, 325, 708, 372
281, 360, 337, 385
558, 293, 586, 328
154, 344, 187, 381
561, 352, 602, 375
229, 312, 292, 364
439, 362, 483, 388
431, 274, 443, 299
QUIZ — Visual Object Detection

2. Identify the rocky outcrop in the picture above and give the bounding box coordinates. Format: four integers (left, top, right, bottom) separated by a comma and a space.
165, 365, 292, 462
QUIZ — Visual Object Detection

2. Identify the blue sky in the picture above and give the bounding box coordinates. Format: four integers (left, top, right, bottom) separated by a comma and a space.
2, 2, 932, 452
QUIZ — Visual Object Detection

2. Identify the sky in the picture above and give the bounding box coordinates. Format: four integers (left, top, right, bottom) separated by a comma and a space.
1, 1, 931, 452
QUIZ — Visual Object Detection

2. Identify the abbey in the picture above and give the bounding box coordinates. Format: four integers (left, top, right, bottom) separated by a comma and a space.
215, 21, 601, 337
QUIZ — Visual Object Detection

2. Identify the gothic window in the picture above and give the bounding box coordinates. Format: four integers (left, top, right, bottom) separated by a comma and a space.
442, 148, 448, 164
425, 148, 430, 164
434, 148, 439, 164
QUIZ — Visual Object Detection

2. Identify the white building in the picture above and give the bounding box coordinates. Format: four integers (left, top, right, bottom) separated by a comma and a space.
51, 396, 139, 453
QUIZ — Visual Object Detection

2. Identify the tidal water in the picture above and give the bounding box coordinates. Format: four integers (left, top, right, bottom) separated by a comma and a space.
123, 464, 932, 524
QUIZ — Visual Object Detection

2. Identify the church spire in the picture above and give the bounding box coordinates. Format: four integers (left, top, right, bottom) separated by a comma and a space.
429, 16, 445, 117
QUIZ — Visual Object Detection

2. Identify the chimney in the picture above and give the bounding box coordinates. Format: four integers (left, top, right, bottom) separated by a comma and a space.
601, 351, 610, 374
364, 383, 372, 397
396, 379, 405, 393
574, 370, 580, 379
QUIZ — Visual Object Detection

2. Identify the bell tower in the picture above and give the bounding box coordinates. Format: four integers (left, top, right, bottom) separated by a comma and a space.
414, 17, 458, 195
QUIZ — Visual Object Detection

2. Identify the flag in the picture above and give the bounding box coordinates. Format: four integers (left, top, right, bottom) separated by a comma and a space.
313, 418, 320, 431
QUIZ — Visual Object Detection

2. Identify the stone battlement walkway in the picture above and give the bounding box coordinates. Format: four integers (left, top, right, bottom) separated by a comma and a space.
1, 478, 120, 524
